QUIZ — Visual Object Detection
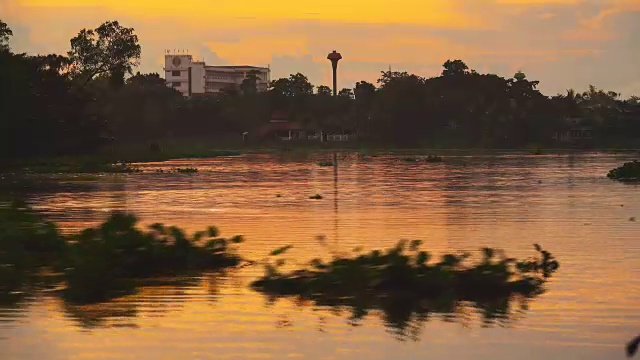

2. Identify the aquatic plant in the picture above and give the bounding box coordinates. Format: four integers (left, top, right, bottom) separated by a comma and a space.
425, 155, 443, 163
317, 161, 334, 167
607, 160, 640, 182
0, 199, 67, 303
64, 212, 244, 303
628, 334, 640, 358
173, 167, 198, 173
0, 199, 245, 304
252, 242, 559, 331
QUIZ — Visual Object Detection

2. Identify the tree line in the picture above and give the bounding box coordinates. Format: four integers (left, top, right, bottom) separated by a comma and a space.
1, 19, 639, 161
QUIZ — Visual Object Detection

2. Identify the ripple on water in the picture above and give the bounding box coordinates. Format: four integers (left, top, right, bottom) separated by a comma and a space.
1, 152, 639, 360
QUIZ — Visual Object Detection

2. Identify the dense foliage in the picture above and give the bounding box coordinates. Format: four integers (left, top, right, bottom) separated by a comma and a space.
0, 200, 244, 303
1, 18, 639, 165
607, 160, 640, 182
252, 241, 559, 334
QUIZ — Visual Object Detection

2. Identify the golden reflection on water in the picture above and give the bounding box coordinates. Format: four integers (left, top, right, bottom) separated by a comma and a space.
1, 152, 640, 359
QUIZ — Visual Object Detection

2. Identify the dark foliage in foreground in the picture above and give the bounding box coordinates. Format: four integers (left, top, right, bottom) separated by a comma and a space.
0, 201, 243, 304
0, 200, 67, 299
252, 241, 559, 335
628, 334, 640, 358
608, 160, 640, 182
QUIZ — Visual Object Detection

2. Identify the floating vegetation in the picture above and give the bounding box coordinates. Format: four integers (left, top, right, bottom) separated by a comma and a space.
64, 213, 243, 303
173, 167, 198, 173
607, 160, 640, 182
317, 161, 334, 167
92, 162, 142, 174
0, 200, 244, 304
56, 174, 100, 182
403, 156, 443, 163
252, 241, 559, 334
0, 200, 67, 303
425, 155, 443, 163
309, 194, 323, 200
628, 334, 640, 358
22, 161, 142, 174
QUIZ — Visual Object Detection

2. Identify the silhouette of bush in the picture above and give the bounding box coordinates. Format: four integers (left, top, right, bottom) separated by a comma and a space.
607, 160, 640, 181
252, 242, 559, 327
64, 212, 243, 303
0, 200, 244, 304
0, 200, 67, 303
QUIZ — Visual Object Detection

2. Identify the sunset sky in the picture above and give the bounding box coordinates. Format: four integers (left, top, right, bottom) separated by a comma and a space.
1, 0, 639, 96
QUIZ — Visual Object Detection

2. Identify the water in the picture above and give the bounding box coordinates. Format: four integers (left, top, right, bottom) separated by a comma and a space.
1, 152, 639, 359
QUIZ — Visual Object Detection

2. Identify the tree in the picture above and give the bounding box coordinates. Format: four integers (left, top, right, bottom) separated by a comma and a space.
338, 88, 354, 98
68, 21, 141, 87
442, 59, 470, 77
240, 70, 261, 95
354, 81, 376, 100
0, 20, 12, 51
377, 70, 412, 88
268, 73, 314, 97
627, 96, 640, 105
514, 71, 527, 82
316, 85, 332, 96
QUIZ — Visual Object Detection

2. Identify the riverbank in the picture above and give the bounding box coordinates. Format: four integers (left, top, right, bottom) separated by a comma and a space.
2, 139, 639, 174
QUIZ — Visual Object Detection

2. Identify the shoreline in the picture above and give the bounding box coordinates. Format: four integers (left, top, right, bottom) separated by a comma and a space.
1, 145, 638, 174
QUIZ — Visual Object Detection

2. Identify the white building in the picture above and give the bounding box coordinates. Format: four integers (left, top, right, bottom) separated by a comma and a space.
164, 54, 270, 96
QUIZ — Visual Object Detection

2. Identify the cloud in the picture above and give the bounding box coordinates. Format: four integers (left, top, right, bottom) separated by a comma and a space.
1, 0, 639, 95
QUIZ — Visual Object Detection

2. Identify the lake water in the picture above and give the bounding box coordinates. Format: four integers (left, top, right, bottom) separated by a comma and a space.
1, 152, 639, 359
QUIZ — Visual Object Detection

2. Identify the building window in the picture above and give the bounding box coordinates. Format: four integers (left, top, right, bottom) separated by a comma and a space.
172, 70, 181, 77
173, 82, 181, 87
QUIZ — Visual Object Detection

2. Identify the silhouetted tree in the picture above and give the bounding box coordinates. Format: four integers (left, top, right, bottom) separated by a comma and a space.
316, 85, 332, 96
0, 20, 12, 51
338, 88, 354, 98
68, 21, 141, 88
240, 70, 260, 95
442, 59, 470, 76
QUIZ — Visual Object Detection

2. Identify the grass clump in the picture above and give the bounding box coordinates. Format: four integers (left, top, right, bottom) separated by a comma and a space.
252, 241, 559, 331
607, 160, 640, 182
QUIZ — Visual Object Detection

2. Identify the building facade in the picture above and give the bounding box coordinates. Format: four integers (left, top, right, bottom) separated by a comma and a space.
164, 54, 270, 96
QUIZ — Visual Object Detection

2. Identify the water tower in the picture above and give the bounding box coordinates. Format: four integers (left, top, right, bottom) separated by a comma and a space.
327, 50, 342, 96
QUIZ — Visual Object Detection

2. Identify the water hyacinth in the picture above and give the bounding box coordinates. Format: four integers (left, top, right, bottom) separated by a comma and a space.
0, 201, 245, 304
251, 241, 559, 326
607, 160, 640, 181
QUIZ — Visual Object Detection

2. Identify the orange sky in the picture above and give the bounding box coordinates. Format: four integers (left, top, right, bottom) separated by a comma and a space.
1, 0, 639, 96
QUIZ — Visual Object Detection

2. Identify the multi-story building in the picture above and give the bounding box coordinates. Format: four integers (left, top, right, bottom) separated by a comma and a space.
164, 54, 270, 96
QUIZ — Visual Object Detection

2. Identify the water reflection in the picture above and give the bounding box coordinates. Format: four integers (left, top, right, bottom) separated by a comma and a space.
263, 293, 534, 342
1, 152, 639, 360
0, 271, 234, 330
